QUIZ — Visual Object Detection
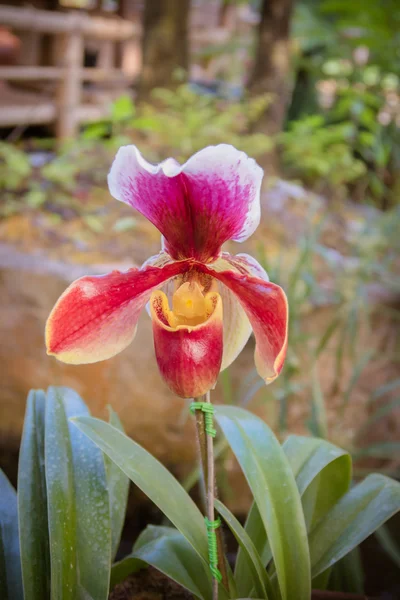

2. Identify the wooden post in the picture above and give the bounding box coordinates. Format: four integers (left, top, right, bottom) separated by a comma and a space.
18, 31, 41, 67
118, 0, 142, 79
97, 40, 115, 70
56, 30, 83, 139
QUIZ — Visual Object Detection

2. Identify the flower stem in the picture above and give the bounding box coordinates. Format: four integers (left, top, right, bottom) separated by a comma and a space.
194, 391, 229, 596
205, 390, 218, 600
194, 407, 208, 485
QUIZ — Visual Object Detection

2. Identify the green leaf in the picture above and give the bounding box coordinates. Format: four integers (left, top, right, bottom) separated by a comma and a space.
130, 526, 212, 599
307, 368, 328, 439
82, 122, 109, 140
314, 315, 341, 358
370, 377, 400, 401
0, 531, 7, 600
311, 568, 331, 592
0, 470, 23, 600
110, 557, 144, 590
283, 436, 352, 529
105, 406, 130, 561
357, 397, 400, 436
215, 500, 272, 599
215, 406, 310, 600
328, 547, 364, 594
235, 502, 273, 595
340, 350, 375, 411
60, 387, 112, 600
25, 188, 46, 208
18, 390, 50, 600
84, 215, 105, 233
112, 217, 137, 233
45, 388, 78, 600
235, 435, 351, 596
353, 442, 400, 459
111, 95, 135, 122
309, 474, 400, 576
71, 416, 209, 566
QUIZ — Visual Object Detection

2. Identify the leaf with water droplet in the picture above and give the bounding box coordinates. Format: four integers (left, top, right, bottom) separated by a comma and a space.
18, 389, 50, 600
45, 389, 77, 600
0, 469, 23, 600
60, 387, 111, 600
215, 405, 311, 600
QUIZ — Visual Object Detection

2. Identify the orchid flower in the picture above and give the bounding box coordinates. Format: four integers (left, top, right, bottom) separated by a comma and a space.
46, 145, 288, 398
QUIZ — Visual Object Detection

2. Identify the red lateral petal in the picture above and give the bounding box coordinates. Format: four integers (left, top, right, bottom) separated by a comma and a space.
200, 257, 288, 382
46, 261, 189, 364
150, 291, 223, 397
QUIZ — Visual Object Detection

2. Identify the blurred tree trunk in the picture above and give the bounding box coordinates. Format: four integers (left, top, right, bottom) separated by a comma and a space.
139, 0, 190, 99
218, 0, 230, 27
248, 0, 295, 136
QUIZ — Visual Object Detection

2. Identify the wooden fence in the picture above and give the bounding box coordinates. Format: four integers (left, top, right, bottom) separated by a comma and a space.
0, 5, 139, 138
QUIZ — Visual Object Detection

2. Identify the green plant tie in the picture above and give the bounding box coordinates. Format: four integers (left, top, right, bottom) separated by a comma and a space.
205, 517, 222, 583
190, 401, 216, 437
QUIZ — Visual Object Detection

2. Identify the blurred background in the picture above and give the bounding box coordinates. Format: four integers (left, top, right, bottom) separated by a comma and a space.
0, 0, 399, 594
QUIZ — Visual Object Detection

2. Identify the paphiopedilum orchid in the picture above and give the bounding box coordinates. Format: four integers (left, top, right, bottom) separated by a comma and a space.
46, 144, 288, 398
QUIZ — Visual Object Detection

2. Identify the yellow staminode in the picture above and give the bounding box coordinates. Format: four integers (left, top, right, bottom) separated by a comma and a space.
172, 281, 207, 325
150, 281, 221, 331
